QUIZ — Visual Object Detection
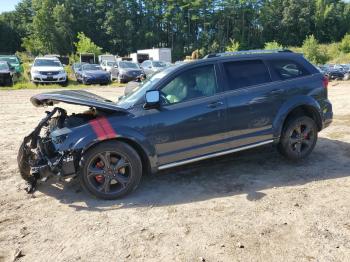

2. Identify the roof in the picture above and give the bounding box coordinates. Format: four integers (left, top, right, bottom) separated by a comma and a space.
35, 56, 60, 61
203, 49, 294, 59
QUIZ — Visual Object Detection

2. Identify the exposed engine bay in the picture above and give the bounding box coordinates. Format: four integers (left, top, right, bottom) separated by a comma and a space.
17, 107, 99, 193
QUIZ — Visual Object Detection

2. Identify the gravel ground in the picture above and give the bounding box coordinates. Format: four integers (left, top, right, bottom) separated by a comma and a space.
0, 83, 350, 262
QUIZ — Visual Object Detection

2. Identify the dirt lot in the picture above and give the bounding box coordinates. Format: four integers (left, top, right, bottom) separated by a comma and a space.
0, 82, 350, 262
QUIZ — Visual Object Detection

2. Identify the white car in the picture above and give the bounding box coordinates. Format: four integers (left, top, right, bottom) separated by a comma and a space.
31, 57, 68, 85
100, 60, 117, 72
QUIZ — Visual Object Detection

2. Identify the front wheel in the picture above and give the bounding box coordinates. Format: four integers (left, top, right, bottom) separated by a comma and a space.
80, 141, 142, 199
278, 116, 318, 161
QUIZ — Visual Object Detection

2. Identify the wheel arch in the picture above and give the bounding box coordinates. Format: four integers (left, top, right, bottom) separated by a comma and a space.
81, 136, 155, 175
273, 96, 322, 140
283, 105, 322, 131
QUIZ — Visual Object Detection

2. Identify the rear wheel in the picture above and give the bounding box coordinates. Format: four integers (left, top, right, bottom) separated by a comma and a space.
278, 116, 318, 161
80, 141, 142, 199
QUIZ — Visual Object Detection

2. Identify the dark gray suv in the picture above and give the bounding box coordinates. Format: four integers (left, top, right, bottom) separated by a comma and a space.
19, 50, 333, 199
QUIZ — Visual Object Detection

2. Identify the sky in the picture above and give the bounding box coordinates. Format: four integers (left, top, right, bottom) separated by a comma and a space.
0, 0, 21, 13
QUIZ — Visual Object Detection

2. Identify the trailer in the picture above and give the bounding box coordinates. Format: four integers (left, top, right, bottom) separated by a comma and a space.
80, 53, 95, 64
130, 53, 149, 64
98, 54, 116, 64
137, 48, 171, 63
117, 57, 132, 62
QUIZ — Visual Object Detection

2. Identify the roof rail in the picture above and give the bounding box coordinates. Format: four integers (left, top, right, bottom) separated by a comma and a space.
203, 49, 293, 59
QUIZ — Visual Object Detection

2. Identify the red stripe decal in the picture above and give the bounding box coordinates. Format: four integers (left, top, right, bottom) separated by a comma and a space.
90, 119, 107, 140
97, 117, 117, 138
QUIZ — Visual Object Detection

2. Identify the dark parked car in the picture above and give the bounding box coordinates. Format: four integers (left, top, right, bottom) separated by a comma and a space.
319, 65, 345, 80
110, 61, 145, 83
325, 68, 345, 80
76, 64, 110, 85
0, 61, 17, 86
18, 50, 333, 199
72, 62, 87, 78
0, 55, 23, 75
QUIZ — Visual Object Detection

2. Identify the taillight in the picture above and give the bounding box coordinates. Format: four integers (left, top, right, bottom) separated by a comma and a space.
322, 76, 329, 89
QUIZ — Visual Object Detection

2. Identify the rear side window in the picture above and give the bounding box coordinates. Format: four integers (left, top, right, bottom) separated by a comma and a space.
268, 59, 310, 80
223, 60, 271, 90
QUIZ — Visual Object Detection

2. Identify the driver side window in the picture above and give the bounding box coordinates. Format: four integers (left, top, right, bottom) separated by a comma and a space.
161, 65, 218, 105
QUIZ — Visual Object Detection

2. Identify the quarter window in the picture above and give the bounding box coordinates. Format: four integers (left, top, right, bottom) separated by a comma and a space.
268, 59, 310, 80
223, 60, 271, 90
161, 65, 218, 104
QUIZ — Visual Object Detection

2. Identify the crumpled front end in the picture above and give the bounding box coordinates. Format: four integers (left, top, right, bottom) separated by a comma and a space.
17, 107, 97, 192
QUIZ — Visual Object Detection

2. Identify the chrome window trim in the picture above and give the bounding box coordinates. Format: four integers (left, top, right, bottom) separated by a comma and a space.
158, 139, 274, 170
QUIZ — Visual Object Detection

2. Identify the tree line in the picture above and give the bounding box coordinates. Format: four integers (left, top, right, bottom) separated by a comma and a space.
1, 0, 350, 61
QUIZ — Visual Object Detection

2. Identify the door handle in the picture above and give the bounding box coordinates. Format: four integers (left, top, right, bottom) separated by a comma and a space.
207, 101, 224, 108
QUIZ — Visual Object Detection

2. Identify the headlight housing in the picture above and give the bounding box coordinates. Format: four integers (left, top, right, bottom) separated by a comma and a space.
59, 70, 66, 75
32, 69, 39, 74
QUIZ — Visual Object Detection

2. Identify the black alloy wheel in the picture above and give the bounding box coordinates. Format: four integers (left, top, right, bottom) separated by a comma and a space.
278, 116, 318, 161
80, 141, 142, 199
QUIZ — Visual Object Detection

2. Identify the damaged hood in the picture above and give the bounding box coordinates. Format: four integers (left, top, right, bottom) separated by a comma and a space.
30, 90, 128, 112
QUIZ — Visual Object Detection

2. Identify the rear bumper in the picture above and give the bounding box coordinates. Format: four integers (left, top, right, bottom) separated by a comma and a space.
321, 99, 333, 130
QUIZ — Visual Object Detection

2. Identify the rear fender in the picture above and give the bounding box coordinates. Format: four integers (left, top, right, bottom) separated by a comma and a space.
272, 95, 322, 140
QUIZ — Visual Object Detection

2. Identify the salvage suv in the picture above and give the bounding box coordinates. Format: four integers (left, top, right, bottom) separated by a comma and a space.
18, 50, 333, 199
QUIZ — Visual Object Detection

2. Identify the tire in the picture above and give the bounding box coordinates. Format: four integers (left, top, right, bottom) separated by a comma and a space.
79, 141, 142, 200
60, 79, 68, 87
17, 142, 34, 182
278, 116, 318, 161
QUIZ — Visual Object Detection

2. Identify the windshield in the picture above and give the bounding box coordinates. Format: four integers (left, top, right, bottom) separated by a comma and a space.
0, 63, 9, 70
0, 57, 19, 64
153, 61, 166, 68
73, 63, 82, 69
82, 64, 102, 71
119, 61, 139, 69
34, 59, 62, 67
117, 66, 179, 108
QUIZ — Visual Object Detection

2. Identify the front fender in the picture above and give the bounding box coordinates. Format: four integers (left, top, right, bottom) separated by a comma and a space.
272, 95, 322, 139
65, 124, 158, 173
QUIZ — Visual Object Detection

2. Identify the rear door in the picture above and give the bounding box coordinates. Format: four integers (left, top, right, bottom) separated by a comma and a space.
146, 63, 230, 166
220, 59, 282, 147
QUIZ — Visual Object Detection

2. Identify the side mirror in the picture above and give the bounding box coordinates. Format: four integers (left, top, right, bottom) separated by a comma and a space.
144, 90, 160, 109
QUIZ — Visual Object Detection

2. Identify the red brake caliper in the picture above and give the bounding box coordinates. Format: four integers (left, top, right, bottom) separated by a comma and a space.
95, 161, 104, 183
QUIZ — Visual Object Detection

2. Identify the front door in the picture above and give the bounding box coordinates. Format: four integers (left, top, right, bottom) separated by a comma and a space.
146, 64, 230, 166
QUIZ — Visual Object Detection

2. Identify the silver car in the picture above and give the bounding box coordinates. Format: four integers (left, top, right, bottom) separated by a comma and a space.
111, 61, 145, 83
140, 60, 167, 76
